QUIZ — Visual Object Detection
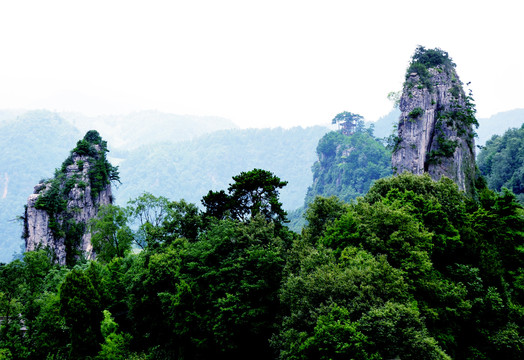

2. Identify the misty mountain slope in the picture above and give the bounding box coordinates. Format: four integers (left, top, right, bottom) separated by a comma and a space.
0, 109, 327, 262
114, 126, 330, 210
477, 123, 524, 202
61, 110, 238, 150
476, 108, 524, 146
0, 110, 237, 262
0, 110, 81, 262
371, 108, 401, 139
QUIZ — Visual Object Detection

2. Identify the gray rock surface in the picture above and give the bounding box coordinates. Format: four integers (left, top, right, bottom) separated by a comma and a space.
24, 141, 113, 264
392, 66, 477, 193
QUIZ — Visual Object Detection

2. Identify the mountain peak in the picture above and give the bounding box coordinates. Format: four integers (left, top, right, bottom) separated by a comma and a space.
24, 130, 118, 265
392, 46, 478, 194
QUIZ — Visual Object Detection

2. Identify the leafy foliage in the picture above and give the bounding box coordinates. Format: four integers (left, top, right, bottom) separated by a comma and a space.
408, 107, 424, 120
59, 268, 103, 358
405, 46, 456, 91
409, 46, 455, 70
305, 128, 391, 204
89, 205, 133, 263
318, 173, 524, 358
203, 168, 288, 226
3, 169, 524, 359
478, 123, 524, 202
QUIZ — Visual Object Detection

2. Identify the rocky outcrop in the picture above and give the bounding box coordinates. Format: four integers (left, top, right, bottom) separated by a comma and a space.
24, 130, 118, 265
305, 127, 392, 204
391, 47, 477, 194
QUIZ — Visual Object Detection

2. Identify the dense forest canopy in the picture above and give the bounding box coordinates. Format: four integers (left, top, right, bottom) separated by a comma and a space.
0, 111, 329, 263
0, 107, 522, 261
477, 123, 524, 203
1, 168, 523, 359
0, 81, 524, 357
304, 117, 391, 205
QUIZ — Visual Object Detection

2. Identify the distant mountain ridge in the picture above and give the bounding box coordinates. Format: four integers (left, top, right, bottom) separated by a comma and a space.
61, 110, 238, 149
476, 109, 524, 146
0, 109, 328, 262
1, 106, 523, 263
114, 126, 330, 210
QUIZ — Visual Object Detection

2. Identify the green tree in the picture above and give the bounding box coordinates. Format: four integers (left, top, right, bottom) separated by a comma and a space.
90, 204, 133, 263
203, 168, 288, 226
59, 268, 102, 359
303, 195, 349, 243
274, 245, 448, 359
127, 192, 171, 248
477, 124, 524, 203
97, 310, 132, 360
331, 111, 364, 135
163, 199, 203, 242
127, 215, 290, 359
0, 260, 25, 358
181, 216, 288, 358
317, 172, 524, 358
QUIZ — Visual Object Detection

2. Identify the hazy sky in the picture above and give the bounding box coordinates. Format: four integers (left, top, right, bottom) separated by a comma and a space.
1, 0, 523, 128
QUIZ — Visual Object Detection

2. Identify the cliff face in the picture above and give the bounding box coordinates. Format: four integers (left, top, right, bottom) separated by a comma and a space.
24, 131, 118, 265
391, 47, 477, 194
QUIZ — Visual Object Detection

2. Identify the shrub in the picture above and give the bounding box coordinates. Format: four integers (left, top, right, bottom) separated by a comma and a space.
408, 107, 424, 121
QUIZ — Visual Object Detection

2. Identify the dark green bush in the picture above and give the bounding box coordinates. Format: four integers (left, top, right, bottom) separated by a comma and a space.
408, 107, 424, 120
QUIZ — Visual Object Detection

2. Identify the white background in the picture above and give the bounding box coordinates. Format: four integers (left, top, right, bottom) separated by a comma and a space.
1, 0, 522, 127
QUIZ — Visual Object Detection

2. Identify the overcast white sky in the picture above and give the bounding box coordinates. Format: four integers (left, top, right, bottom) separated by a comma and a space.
0, 0, 523, 128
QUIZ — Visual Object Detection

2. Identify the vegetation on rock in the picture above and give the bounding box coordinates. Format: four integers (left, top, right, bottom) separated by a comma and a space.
393, 46, 478, 194
26, 130, 120, 265
2, 45, 524, 359
305, 118, 391, 205
405, 46, 455, 92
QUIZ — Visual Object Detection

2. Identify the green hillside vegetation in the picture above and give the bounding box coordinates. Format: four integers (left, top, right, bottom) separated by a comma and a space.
476, 109, 524, 146
1, 170, 522, 359
287, 116, 391, 231
2, 107, 522, 263
305, 117, 391, 204
477, 123, 524, 203
115, 126, 329, 211
0, 113, 328, 262
3, 41, 524, 358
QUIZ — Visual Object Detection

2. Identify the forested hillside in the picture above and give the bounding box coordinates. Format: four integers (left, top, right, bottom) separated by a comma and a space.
1, 170, 522, 359
476, 109, 524, 146
305, 120, 391, 204
1, 106, 524, 358
287, 116, 391, 230
3, 106, 522, 262
0, 111, 329, 262
115, 126, 329, 211
478, 123, 524, 203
